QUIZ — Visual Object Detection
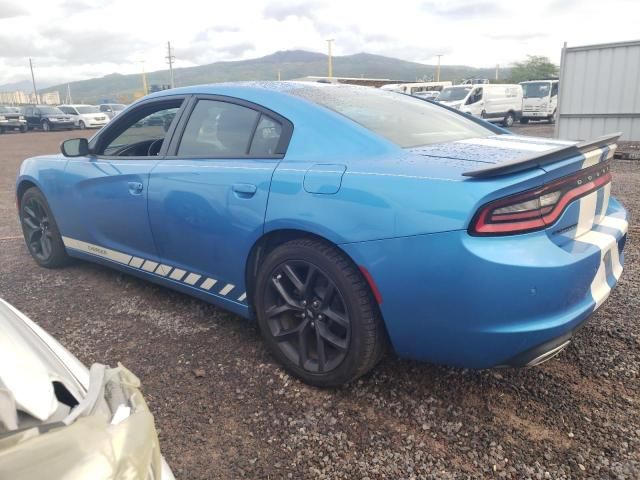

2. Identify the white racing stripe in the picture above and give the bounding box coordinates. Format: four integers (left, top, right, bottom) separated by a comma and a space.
576, 191, 598, 237
61, 236, 250, 303
62, 237, 132, 265
577, 217, 626, 309
201, 278, 218, 290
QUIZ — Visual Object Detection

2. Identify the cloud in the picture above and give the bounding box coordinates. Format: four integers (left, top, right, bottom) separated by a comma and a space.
58, 0, 96, 13
0, 0, 27, 18
422, 1, 504, 19
194, 25, 241, 42
263, 1, 323, 21
488, 32, 547, 41
179, 42, 255, 63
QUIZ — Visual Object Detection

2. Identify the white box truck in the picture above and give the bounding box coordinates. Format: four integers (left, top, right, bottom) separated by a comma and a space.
437, 84, 523, 127
520, 80, 559, 124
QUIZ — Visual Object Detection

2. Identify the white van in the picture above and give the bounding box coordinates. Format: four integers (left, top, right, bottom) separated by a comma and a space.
437, 84, 523, 127
519, 80, 559, 124
57, 104, 110, 129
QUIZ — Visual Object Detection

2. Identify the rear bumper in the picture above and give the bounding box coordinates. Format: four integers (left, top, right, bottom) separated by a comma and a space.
341, 197, 628, 368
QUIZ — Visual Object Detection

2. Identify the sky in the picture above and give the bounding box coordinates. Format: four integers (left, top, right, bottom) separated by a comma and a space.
0, 0, 639, 87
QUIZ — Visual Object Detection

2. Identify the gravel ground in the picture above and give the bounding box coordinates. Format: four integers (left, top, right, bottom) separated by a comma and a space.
0, 125, 638, 479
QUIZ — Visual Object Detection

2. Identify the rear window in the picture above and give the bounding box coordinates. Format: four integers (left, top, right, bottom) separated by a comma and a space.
290, 85, 491, 147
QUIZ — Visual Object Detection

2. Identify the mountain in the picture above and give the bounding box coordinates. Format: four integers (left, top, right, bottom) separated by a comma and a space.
40, 50, 508, 104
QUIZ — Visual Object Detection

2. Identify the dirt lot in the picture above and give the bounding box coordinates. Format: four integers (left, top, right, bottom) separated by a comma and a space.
1, 125, 638, 479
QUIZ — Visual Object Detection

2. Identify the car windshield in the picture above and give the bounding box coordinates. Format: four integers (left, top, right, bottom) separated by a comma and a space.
77, 106, 100, 114
290, 85, 491, 147
522, 82, 551, 98
0, 106, 12, 113
39, 107, 64, 114
437, 87, 472, 102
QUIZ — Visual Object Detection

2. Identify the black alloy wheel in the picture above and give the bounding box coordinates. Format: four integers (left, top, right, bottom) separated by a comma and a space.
263, 260, 351, 374
255, 238, 387, 387
20, 188, 69, 268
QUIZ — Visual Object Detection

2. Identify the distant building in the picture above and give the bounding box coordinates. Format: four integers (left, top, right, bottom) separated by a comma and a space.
0, 90, 30, 104
0, 90, 60, 105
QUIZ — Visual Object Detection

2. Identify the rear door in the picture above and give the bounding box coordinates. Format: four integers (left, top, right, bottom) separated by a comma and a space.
58, 97, 187, 264
147, 96, 292, 308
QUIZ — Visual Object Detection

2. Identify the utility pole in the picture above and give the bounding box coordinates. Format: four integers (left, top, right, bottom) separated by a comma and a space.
326, 39, 334, 79
141, 61, 148, 95
277, 69, 281, 81
495, 63, 500, 80
66, 83, 72, 104
29, 57, 38, 103
435, 54, 443, 82
166, 41, 175, 88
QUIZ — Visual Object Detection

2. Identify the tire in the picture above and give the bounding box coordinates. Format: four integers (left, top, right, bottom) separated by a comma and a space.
480, 110, 487, 119
19, 187, 70, 268
519, 117, 529, 124
254, 238, 387, 387
41, 121, 50, 132
548, 110, 556, 124
78, 120, 86, 130
0, 127, 4, 134
502, 112, 515, 127
20, 125, 27, 133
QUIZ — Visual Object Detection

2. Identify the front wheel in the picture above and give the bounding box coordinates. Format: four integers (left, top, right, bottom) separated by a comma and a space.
78, 120, 86, 129
254, 238, 387, 387
41, 121, 51, 132
502, 112, 515, 127
20, 125, 27, 133
548, 110, 557, 124
20, 187, 69, 268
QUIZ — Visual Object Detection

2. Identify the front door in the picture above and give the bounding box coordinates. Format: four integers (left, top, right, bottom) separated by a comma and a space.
59, 97, 186, 264
148, 96, 291, 306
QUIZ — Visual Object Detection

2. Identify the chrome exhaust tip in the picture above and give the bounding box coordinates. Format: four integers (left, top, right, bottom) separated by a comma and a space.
526, 340, 571, 367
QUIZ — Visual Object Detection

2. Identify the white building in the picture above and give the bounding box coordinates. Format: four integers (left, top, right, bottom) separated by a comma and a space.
0, 90, 60, 105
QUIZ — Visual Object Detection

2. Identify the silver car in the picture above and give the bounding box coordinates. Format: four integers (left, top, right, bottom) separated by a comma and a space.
0, 299, 174, 480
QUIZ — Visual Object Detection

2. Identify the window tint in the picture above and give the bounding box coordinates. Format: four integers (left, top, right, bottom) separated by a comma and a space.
178, 100, 259, 156
249, 115, 282, 155
291, 85, 492, 148
100, 102, 181, 157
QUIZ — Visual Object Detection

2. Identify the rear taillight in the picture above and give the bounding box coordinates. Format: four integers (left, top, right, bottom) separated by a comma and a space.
470, 161, 611, 235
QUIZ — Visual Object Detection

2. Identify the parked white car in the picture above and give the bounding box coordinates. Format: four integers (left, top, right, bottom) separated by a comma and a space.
58, 104, 110, 129
437, 84, 523, 127
0, 298, 174, 480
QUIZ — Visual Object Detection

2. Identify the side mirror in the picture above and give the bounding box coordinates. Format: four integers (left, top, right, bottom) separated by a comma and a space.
61, 138, 89, 157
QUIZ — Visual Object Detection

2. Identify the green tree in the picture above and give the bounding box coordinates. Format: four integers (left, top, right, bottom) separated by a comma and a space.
509, 55, 559, 83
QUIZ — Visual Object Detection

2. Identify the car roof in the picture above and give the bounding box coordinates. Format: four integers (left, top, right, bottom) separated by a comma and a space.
145, 80, 360, 101
59, 104, 93, 107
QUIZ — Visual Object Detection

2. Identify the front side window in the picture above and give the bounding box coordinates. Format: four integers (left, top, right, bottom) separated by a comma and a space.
178, 100, 260, 156
467, 88, 483, 104
99, 101, 182, 157
291, 85, 492, 148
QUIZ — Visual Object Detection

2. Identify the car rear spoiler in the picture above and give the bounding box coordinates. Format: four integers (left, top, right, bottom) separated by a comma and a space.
462, 132, 621, 178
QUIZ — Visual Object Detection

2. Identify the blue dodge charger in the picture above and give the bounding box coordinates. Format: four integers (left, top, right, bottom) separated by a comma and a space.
16, 82, 628, 386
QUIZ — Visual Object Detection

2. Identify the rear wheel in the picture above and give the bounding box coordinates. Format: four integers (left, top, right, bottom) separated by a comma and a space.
20, 187, 69, 268
502, 112, 515, 127
255, 238, 387, 387
519, 117, 529, 124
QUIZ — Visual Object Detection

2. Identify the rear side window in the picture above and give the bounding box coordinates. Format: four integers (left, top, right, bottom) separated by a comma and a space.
290, 85, 492, 148
249, 115, 282, 156
178, 100, 260, 156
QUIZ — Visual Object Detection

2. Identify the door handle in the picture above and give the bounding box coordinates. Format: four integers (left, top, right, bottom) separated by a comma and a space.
128, 181, 143, 195
232, 183, 257, 198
